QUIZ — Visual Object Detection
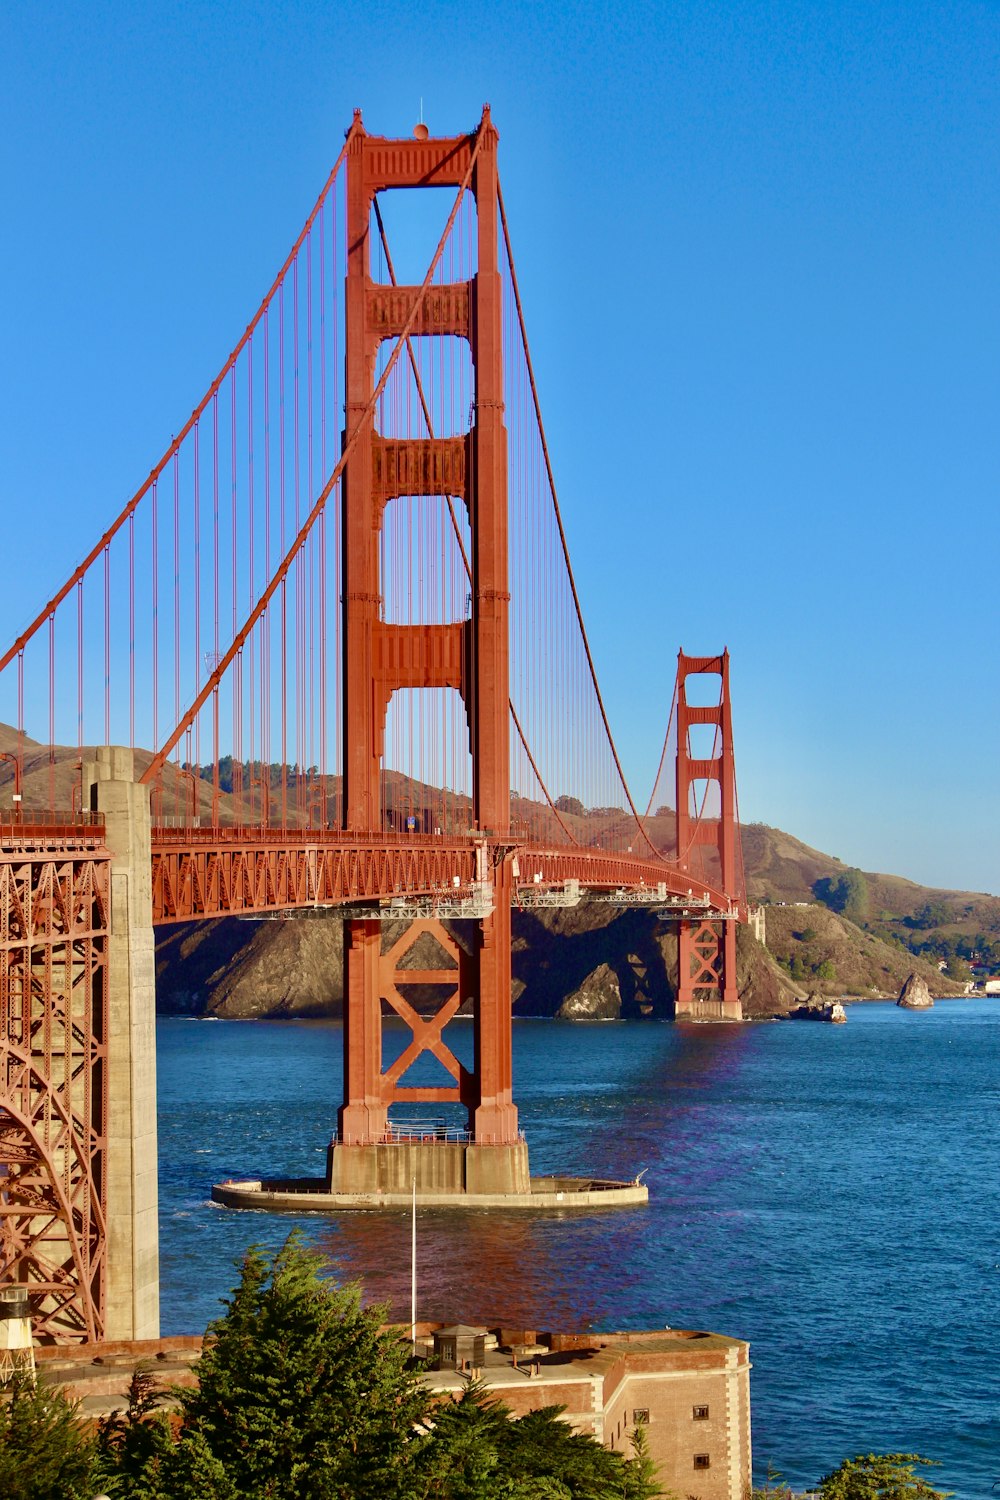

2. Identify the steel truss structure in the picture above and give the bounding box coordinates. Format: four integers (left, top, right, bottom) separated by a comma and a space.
149, 830, 729, 924
0, 831, 109, 1341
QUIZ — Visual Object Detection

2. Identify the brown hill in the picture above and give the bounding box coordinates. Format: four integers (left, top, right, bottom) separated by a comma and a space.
741, 820, 999, 924
759, 902, 961, 1001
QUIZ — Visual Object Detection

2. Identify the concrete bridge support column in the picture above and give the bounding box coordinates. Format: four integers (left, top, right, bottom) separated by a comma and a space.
82, 747, 159, 1341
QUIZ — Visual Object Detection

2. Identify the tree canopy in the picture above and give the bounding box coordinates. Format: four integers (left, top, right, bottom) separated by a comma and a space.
0, 1375, 96, 1500
817, 1452, 950, 1500
813, 868, 870, 924
87, 1231, 659, 1499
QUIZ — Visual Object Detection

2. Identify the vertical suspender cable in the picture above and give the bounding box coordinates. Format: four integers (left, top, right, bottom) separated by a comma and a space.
193, 420, 201, 777
129, 513, 135, 749
248, 330, 256, 820
279, 284, 288, 828
173, 448, 180, 815
48, 614, 55, 812
212, 391, 220, 820
152, 477, 159, 772
103, 546, 110, 745
77, 577, 84, 752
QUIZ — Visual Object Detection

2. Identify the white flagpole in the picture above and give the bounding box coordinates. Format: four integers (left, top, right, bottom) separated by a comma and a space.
410, 1175, 417, 1347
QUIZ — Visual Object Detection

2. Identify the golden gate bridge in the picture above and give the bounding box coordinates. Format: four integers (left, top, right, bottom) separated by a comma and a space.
0, 108, 745, 1345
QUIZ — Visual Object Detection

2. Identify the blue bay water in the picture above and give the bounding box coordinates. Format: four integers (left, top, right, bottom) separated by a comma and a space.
157, 1001, 1000, 1497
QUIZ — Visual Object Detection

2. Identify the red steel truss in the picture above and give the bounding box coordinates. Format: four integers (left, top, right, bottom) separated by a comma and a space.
340, 918, 476, 1138
148, 829, 727, 924
0, 830, 109, 1341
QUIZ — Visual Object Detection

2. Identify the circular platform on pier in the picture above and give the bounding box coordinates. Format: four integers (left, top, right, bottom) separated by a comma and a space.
211, 1175, 648, 1212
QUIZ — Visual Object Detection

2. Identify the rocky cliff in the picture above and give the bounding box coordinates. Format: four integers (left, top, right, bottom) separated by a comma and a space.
155, 902, 806, 1022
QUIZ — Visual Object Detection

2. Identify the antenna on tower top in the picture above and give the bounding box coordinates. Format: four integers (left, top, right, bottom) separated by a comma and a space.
414, 98, 429, 141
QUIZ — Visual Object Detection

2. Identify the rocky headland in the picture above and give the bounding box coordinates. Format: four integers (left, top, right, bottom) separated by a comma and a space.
154, 898, 956, 1023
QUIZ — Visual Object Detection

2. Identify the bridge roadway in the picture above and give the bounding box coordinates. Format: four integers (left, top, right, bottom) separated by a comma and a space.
0, 816, 734, 925
148, 825, 731, 924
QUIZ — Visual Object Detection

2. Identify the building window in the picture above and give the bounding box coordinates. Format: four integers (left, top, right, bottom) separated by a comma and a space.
693, 1405, 710, 1420
632, 1408, 650, 1425
694, 1454, 712, 1470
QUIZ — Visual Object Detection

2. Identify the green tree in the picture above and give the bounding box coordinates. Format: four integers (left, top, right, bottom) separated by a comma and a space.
416, 1383, 639, 1499
944, 957, 971, 983
815, 960, 837, 981
501, 1402, 635, 1499
813, 869, 869, 925
177, 1232, 429, 1500
751, 1459, 795, 1500
415, 1385, 509, 1498
95, 1366, 171, 1495
90, 1233, 659, 1500
905, 902, 951, 931
118, 1428, 236, 1500
817, 1453, 950, 1500
0, 1374, 96, 1500
625, 1421, 663, 1499
554, 795, 586, 819
789, 955, 807, 982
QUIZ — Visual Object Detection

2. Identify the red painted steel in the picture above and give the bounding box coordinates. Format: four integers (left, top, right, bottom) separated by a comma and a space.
0, 841, 110, 1342
675, 651, 742, 1019
139, 118, 479, 793
148, 830, 727, 924
369, 194, 579, 850
339, 109, 522, 1146
339, 919, 475, 1143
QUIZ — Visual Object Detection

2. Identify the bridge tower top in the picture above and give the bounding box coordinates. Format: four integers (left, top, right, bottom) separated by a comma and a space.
341, 107, 509, 838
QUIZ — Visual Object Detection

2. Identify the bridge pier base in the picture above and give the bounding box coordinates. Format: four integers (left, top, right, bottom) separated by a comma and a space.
327, 1140, 530, 1197
82, 748, 159, 1341
674, 919, 742, 1022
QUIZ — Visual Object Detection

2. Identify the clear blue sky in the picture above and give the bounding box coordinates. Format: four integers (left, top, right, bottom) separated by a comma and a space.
2, 1, 997, 894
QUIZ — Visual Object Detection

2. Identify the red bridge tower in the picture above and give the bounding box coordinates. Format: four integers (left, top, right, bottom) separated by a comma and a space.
331, 110, 524, 1194
674, 651, 743, 1021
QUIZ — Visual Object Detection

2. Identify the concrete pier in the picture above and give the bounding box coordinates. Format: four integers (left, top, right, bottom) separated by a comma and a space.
212, 1172, 649, 1212
83, 748, 159, 1341
327, 1140, 531, 1196
214, 1122, 648, 1215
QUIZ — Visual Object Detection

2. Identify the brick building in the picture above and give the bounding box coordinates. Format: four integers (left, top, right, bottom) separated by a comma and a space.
421, 1323, 752, 1500
30, 1321, 752, 1499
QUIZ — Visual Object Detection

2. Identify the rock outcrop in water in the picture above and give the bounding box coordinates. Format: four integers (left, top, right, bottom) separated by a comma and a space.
789, 996, 847, 1022
897, 973, 935, 1009
556, 962, 622, 1019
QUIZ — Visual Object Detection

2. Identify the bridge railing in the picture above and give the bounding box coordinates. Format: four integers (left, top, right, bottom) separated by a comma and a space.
0, 812, 106, 847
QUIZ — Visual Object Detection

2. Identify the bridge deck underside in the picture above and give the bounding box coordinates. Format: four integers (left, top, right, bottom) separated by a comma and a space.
148, 831, 730, 924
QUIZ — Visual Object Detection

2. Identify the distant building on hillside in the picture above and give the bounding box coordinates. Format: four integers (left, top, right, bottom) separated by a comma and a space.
418, 1322, 752, 1500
